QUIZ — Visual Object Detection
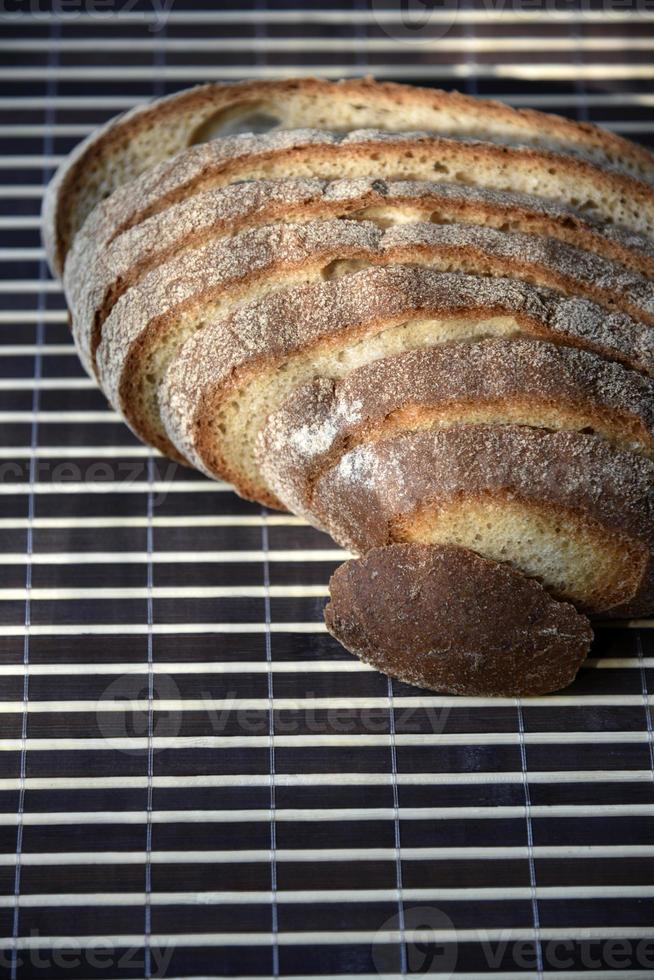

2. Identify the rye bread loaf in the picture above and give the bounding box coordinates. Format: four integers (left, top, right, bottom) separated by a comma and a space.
325, 543, 593, 696
66, 129, 654, 277
43, 76, 654, 274
258, 339, 654, 522
159, 266, 654, 506
65, 175, 654, 369
95, 219, 654, 458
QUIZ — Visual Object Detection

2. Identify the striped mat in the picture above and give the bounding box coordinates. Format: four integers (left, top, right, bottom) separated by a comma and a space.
1, 1, 654, 977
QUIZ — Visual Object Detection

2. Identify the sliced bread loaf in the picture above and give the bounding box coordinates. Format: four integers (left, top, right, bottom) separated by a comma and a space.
68, 129, 654, 277
311, 424, 654, 615
95, 218, 654, 458
44, 76, 654, 274
159, 267, 654, 506
258, 339, 654, 521
66, 175, 654, 380
325, 543, 593, 695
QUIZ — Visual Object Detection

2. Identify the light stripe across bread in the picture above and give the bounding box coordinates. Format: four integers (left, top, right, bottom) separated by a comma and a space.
258, 339, 654, 521
44, 76, 654, 274
66, 175, 654, 378
68, 130, 654, 273
159, 267, 654, 506
310, 424, 654, 615
326, 543, 593, 696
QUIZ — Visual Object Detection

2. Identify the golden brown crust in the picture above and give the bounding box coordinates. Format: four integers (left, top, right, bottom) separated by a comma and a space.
325, 543, 593, 696
44, 76, 654, 275
258, 339, 654, 520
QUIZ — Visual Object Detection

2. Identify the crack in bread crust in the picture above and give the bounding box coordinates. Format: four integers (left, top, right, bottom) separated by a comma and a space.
258, 339, 654, 520
311, 424, 654, 614
45, 76, 654, 275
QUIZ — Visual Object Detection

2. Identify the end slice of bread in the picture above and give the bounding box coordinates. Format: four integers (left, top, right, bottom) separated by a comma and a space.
325, 542, 593, 696
44, 76, 654, 274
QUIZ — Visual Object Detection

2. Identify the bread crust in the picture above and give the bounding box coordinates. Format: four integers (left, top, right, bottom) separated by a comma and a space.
259, 339, 654, 520
43, 76, 654, 275
159, 266, 654, 505
66, 175, 654, 378
311, 424, 654, 614
95, 217, 654, 459
65, 129, 654, 273
325, 542, 593, 696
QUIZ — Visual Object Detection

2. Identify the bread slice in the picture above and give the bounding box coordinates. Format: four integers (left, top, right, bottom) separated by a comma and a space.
258, 339, 654, 522
66, 175, 654, 380
67, 129, 654, 278
95, 217, 654, 459
311, 424, 654, 615
159, 266, 654, 506
43, 76, 654, 274
325, 543, 593, 696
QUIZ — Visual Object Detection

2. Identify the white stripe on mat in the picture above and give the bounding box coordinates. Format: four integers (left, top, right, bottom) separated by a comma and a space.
6, 7, 654, 21
5, 37, 654, 51
0, 316, 68, 326
0, 480, 231, 493
0, 694, 648, 712
2, 884, 653, 906
4, 926, 654, 948
0, 448, 164, 460
0, 585, 328, 599
0, 659, 358, 675
0, 549, 347, 562
0, 844, 651, 865
0, 379, 92, 390
0, 515, 306, 528
3, 65, 654, 81
0, 769, 648, 790
0, 732, 649, 751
